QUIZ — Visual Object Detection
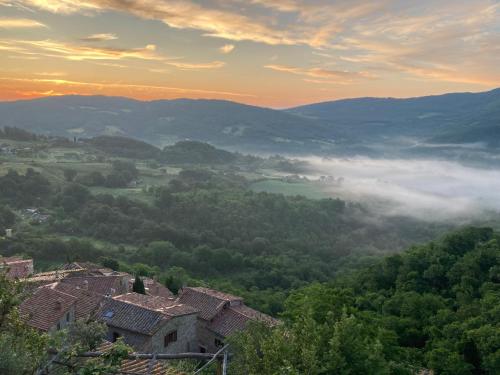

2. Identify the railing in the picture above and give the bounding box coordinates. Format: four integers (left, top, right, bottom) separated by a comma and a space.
42, 346, 231, 375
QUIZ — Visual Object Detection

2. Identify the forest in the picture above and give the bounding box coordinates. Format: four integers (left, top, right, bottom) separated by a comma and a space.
230, 227, 500, 374
0, 131, 498, 374
0, 161, 449, 314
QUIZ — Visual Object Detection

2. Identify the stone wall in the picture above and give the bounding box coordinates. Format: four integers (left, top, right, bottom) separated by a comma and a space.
196, 320, 225, 353
48, 305, 75, 333
105, 313, 198, 354
150, 313, 198, 353
105, 327, 151, 351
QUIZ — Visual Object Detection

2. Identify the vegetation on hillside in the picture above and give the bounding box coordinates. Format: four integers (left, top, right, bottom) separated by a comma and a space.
1, 130, 498, 374
0, 163, 450, 314
230, 227, 500, 374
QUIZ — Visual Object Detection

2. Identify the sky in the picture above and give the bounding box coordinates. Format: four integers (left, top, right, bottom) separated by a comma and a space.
0, 0, 499, 108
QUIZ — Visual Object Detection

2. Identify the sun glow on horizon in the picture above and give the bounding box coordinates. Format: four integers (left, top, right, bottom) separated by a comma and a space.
0, 0, 499, 107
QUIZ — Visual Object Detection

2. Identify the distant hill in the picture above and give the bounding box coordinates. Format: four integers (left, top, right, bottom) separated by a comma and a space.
287, 88, 500, 148
162, 140, 237, 164
1, 89, 500, 159
84, 135, 162, 159
0, 95, 330, 153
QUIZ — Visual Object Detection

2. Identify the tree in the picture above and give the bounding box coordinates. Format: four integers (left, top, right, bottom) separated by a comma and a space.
0, 273, 49, 374
0, 205, 15, 232
101, 257, 120, 271
164, 275, 182, 295
132, 275, 145, 294
64, 168, 78, 182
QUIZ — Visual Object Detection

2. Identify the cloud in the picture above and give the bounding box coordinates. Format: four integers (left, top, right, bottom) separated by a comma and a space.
0, 39, 161, 61
18, 0, 312, 46
0, 17, 47, 28
219, 44, 234, 54
0, 75, 257, 99
34, 71, 66, 76
4, 0, 500, 93
17, 0, 356, 48
265, 64, 375, 84
81, 33, 118, 42
166, 60, 225, 70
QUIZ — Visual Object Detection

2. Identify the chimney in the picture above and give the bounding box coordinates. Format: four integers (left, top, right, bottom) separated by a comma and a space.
83, 280, 89, 290
55, 298, 63, 311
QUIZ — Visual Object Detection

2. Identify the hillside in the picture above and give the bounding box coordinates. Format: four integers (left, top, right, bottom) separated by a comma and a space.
288, 88, 500, 147
0, 96, 330, 153
2, 89, 500, 160
230, 227, 500, 374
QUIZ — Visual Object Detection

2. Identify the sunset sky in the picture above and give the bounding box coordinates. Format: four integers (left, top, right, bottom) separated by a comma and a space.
0, 0, 499, 108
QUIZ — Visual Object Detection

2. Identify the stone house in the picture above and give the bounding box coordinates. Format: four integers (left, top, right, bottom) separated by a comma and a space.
19, 274, 127, 332
98, 293, 199, 353
177, 287, 279, 353
0, 256, 34, 279
19, 285, 77, 332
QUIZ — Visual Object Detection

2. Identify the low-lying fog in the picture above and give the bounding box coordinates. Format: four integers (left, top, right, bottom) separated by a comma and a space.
302, 157, 500, 221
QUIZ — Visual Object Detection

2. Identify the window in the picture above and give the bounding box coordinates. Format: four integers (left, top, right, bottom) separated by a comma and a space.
164, 330, 177, 347
112, 332, 121, 343
199, 346, 207, 353
66, 312, 70, 322
56, 322, 61, 330
215, 338, 224, 348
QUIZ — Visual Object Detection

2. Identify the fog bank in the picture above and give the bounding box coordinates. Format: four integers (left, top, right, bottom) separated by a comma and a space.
302, 157, 500, 221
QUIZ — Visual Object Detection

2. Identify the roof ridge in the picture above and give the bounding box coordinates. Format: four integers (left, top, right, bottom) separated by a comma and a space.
42, 284, 79, 300
113, 294, 169, 314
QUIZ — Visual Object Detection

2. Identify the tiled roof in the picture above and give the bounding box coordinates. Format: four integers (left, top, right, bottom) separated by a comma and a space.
185, 287, 242, 302
19, 287, 76, 331
47, 282, 103, 320
114, 293, 197, 317
128, 277, 174, 298
177, 287, 242, 321
146, 279, 174, 299
0, 257, 33, 279
22, 269, 82, 284
97, 341, 182, 375
61, 275, 124, 296
98, 297, 167, 336
208, 304, 279, 338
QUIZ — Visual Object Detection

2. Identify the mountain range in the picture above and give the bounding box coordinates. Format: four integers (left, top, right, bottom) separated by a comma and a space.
1, 89, 499, 160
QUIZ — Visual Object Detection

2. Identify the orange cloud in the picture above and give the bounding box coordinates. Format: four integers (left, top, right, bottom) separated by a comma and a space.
81, 33, 118, 42
265, 64, 376, 84
219, 44, 235, 54
18, 0, 341, 47
0, 39, 161, 61
166, 60, 225, 70
0, 76, 256, 99
0, 17, 47, 28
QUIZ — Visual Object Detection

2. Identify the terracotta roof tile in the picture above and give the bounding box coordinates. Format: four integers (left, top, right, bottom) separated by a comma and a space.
115, 293, 198, 318
98, 297, 167, 335
96, 341, 182, 375
19, 287, 76, 331
177, 287, 241, 321
61, 275, 125, 296
22, 269, 82, 285
128, 277, 174, 298
48, 282, 104, 320
208, 304, 279, 338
